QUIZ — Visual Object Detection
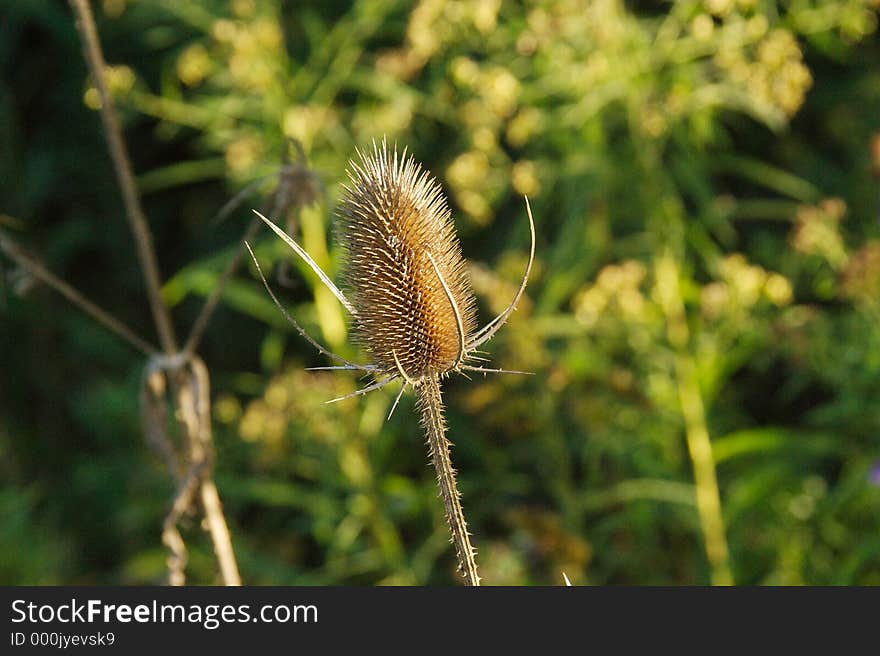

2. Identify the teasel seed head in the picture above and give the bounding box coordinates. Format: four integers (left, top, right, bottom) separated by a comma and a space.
337, 140, 478, 382
248, 137, 534, 405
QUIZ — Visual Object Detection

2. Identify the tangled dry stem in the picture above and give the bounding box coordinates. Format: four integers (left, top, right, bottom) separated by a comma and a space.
144, 355, 242, 586
64, 0, 244, 586
1, 1, 285, 588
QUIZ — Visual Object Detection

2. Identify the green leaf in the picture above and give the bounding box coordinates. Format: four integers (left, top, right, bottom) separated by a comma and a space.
713, 428, 837, 464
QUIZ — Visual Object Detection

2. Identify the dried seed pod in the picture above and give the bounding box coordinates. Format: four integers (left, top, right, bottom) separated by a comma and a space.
337, 141, 477, 381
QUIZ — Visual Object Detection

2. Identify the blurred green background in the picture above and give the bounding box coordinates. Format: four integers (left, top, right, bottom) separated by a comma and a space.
1, 0, 879, 585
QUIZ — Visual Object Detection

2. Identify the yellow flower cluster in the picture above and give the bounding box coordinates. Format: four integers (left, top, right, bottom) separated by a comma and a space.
224, 134, 264, 176
209, 17, 282, 92
238, 368, 349, 448
574, 261, 648, 329
790, 198, 848, 268
840, 241, 880, 305
83, 65, 135, 109
701, 254, 793, 320
573, 252, 793, 330
177, 44, 213, 88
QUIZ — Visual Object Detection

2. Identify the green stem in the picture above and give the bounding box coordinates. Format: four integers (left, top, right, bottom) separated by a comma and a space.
416, 377, 480, 586
674, 353, 733, 586
656, 254, 733, 586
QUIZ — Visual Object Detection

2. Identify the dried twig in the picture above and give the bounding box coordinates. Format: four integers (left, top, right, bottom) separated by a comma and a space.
161, 455, 206, 586
182, 217, 264, 356
141, 367, 180, 480
184, 150, 303, 354
0, 232, 157, 357
69, 0, 178, 354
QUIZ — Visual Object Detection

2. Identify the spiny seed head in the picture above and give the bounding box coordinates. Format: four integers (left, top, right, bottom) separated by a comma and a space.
337, 140, 477, 381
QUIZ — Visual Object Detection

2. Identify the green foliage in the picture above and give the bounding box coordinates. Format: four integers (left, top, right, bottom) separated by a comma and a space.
1, 0, 879, 584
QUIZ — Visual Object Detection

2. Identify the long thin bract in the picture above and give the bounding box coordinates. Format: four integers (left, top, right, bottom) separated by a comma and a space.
252, 209, 357, 316
467, 197, 536, 350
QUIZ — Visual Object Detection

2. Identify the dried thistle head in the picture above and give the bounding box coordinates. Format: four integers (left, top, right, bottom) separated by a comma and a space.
338, 142, 477, 381
246, 138, 535, 414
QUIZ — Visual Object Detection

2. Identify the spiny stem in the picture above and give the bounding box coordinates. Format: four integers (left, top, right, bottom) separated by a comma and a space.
416, 376, 480, 586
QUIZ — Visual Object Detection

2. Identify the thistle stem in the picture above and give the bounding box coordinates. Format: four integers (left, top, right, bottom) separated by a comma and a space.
416, 377, 480, 586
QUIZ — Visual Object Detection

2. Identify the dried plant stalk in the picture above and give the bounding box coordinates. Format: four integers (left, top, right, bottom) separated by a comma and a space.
0, 233, 157, 357
69, 0, 177, 354
67, 0, 243, 586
